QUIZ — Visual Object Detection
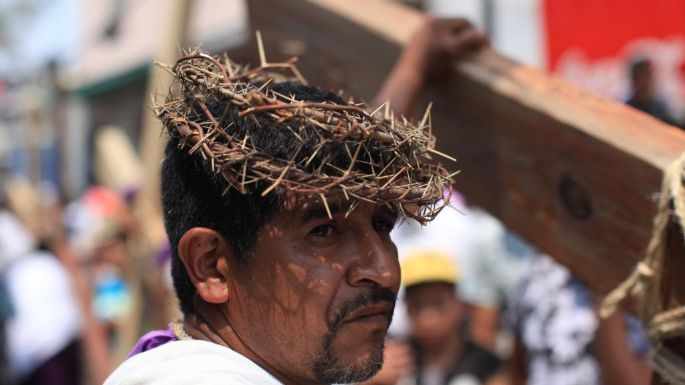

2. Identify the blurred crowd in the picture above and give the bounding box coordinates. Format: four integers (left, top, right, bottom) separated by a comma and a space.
0, 181, 175, 384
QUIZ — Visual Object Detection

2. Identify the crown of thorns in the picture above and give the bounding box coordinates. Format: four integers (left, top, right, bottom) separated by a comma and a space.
154, 47, 455, 223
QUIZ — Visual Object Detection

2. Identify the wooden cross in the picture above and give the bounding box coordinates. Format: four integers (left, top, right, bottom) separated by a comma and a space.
239, 0, 685, 374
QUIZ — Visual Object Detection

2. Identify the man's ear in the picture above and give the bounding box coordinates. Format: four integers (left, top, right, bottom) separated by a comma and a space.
178, 227, 232, 304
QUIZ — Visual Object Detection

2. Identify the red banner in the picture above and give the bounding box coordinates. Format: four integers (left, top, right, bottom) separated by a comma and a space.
543, 0, 685, 115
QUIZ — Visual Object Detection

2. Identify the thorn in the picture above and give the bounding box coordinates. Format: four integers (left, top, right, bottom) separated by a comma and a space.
258, 78, 274, 92
256, 30, 267, 67
370, 101, 387, 117
320, 193, 333, 220
262, 165, 290, 196
427, 148, 457, 162
420, 102, 433, 129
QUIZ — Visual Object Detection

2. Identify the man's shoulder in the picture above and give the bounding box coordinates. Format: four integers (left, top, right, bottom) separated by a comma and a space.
104, 340, 282, 385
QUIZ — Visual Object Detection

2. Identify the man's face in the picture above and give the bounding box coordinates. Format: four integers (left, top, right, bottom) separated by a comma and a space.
225, 198, 400, 384
405, 282, 463, 352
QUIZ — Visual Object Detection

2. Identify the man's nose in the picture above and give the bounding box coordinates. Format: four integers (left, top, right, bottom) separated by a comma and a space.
347, 230, 400, 291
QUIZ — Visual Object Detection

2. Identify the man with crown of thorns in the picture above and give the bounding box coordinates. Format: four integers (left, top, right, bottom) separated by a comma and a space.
104, 18, 486, 385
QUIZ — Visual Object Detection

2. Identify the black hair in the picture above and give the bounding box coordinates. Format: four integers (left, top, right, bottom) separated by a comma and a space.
161, 82, 347, 315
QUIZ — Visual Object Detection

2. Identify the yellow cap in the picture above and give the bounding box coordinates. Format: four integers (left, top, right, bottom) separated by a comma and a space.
401, 250, 460, 288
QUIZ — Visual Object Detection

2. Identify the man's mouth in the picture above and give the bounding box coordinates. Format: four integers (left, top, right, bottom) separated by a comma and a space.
328, 290, 397, 333
343, 302, 393, 325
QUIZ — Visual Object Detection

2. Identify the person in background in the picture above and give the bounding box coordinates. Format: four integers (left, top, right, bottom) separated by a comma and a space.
454, 208, 534, 356
388, 190, 532, 358
64, 187, 135, 335
363, 252, 501, 385
626, 57, 680, 127
374, 18, 487, 116
0, 206, 83, 385
504, 254, 651, 385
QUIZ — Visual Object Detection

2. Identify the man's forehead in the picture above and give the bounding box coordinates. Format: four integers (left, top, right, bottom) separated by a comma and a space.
282, 193, 396, 222
290, 195, 356, 220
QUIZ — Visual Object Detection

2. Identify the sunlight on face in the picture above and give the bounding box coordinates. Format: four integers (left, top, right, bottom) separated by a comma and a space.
227, 198, 401, 384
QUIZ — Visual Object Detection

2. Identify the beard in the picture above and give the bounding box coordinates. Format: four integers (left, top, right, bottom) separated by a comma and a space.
312, 289, 396, 384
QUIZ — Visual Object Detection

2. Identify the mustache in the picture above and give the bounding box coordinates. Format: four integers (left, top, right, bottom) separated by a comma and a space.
328, 288, 397, 333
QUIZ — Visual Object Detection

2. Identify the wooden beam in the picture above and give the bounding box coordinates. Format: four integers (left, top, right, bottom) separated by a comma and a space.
437, 52, 685, 296
242, 0, 685, 299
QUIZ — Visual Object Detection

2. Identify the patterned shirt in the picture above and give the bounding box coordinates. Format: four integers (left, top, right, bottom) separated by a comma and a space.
506, 255, 648, 385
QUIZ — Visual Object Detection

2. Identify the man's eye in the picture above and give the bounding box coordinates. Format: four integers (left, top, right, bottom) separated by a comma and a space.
310, 224, 337, 237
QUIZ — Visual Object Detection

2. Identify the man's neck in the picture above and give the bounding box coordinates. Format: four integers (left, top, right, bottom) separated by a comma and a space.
182, 306, 325, 385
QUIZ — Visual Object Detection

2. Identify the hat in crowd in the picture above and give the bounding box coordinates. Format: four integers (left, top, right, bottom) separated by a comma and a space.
64, 187, 127, 259
401, 250, 460, 288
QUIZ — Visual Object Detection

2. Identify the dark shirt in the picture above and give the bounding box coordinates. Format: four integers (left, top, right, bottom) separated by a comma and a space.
413, 337, 501, 385
627, 95, 680, 127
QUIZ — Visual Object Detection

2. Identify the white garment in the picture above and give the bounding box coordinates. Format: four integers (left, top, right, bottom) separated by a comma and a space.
1, 209, 81, 377
0, 210, 36, 271
5, 251, 82, 377
104, 339, 284, 385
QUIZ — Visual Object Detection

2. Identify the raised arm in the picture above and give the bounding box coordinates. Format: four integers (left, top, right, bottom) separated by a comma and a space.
373, 18, 487, 117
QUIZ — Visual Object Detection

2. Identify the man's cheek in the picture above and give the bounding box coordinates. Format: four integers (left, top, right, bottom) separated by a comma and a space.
272, 263, 307, 313
307, 278, 332, 294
